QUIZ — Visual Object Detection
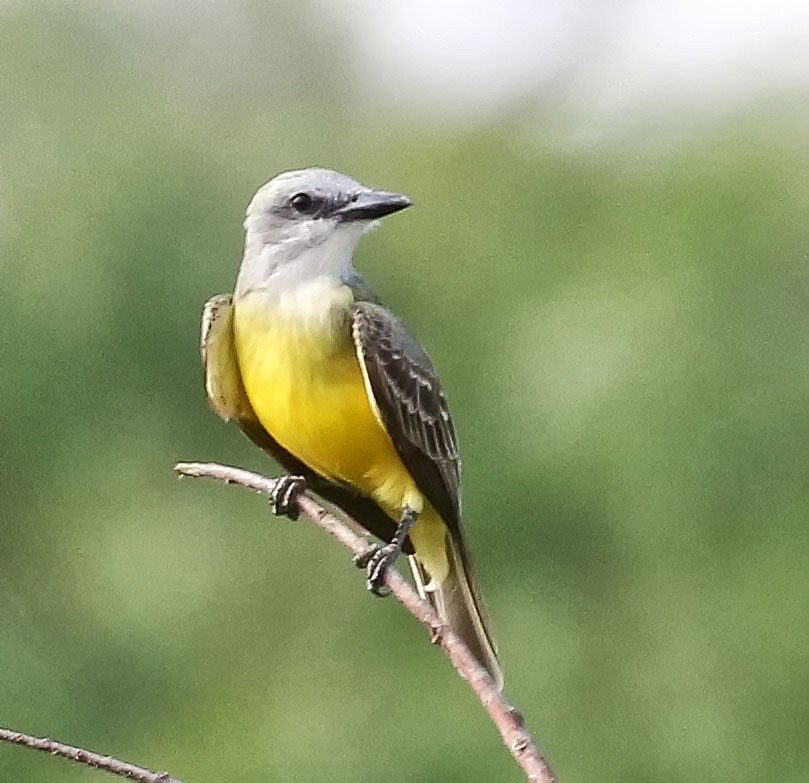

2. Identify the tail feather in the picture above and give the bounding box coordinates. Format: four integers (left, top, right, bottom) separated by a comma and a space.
408, 537, 503, 690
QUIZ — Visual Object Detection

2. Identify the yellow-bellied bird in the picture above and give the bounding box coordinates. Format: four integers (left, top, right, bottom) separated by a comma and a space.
202, 168, 502, 687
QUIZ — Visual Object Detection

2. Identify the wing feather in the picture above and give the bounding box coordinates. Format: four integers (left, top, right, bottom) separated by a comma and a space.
352, 301, 462, 531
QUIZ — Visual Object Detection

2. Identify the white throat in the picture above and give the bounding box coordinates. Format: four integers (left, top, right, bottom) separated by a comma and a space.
236, 221, 368, 299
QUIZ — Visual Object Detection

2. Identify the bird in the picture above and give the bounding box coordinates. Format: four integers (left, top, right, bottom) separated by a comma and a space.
201, 167, 502, 688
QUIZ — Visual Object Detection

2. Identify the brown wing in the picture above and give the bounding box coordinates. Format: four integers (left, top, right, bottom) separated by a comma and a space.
352, 301, 462, 532
201, 294, 409, 549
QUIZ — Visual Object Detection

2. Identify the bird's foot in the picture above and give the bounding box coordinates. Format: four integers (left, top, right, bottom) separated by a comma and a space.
353, 506, 418, 597
353, 542, 404, 597
269, 475, 306, 520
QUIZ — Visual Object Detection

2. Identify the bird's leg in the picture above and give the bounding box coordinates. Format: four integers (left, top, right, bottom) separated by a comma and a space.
354, 506, 418, 597
269, 475, 307, 520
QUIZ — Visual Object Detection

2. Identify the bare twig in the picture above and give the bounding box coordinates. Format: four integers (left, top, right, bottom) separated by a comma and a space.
0, 727, 183, 783
175, 460, 558, 783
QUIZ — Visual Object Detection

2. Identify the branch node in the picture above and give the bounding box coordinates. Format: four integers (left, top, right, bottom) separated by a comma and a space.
429, 622, 445, 646
509, 706, 527, 728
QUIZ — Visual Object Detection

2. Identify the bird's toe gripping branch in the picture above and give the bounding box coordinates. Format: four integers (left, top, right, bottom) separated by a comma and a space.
353, 506, 418, 597
353, 543, 398, 597
270, 475, 307, 520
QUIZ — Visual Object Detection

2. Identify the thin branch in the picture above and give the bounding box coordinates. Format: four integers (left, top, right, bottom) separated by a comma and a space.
0, 727, 183, 783
175, 460, 558, 783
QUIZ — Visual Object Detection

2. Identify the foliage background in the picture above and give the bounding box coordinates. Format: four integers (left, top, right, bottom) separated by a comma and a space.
2, 3, 808, 782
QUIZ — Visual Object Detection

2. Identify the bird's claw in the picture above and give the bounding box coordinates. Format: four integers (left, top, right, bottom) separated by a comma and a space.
354, 542, 402, 597
270, 475, 306, 520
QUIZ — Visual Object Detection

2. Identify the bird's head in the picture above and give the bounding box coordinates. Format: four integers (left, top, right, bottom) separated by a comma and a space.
239, 168, 412, 292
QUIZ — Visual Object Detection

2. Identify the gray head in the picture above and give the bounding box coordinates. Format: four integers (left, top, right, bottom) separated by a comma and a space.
237, 168, 411, 295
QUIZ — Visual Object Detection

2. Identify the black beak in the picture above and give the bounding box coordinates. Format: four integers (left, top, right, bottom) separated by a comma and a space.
332, 189, 413, 222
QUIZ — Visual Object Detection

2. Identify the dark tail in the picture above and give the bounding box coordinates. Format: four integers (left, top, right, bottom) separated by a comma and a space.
409, 535, 503, 690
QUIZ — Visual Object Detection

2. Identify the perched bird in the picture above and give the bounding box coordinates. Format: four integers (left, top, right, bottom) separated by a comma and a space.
202, 168, 502, 687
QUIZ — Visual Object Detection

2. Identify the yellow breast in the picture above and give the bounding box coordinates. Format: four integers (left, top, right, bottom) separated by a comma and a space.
232, 283, 420, 517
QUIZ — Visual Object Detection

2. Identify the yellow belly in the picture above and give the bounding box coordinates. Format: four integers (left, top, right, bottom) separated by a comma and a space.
232, 294, 416, 512
232, 291, 448, 581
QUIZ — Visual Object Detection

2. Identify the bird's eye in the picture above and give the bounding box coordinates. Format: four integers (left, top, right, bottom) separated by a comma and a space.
290, 192, 314, 213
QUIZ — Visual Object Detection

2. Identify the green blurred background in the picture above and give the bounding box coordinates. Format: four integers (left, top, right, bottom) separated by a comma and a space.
2, 2, 809, 781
